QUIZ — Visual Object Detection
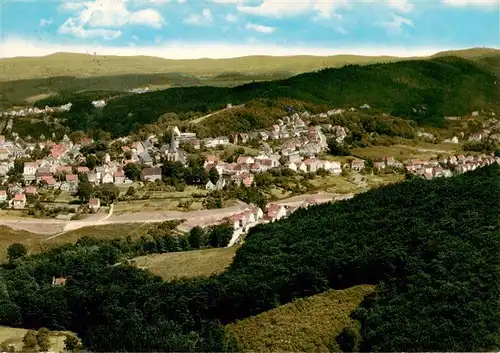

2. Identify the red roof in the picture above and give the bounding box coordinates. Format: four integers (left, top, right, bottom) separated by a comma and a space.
14, 194, 25, 201
66, 174, 77, 182
0, 190, 6, 195
88, 197, 100, 206
77, 166, 90, 173
25, 187, 36, 194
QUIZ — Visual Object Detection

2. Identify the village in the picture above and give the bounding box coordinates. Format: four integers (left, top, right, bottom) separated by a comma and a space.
0, 103, 498, 245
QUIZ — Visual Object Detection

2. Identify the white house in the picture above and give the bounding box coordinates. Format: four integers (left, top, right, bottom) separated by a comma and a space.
102, 173, 114, 184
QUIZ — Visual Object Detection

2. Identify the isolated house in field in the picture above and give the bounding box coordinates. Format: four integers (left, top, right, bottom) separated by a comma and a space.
52, 277, 67, 286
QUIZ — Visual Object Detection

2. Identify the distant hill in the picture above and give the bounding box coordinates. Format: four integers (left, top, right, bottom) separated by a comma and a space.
1, 47, 498, 109
430, 47, 500, 60
0, 52, 408, 81
60, 56, 500, 137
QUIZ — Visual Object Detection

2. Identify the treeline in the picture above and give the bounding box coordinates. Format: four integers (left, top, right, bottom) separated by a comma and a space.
0, 165, 499, 351
47, 56, 500, 137
0, 73, 203, 109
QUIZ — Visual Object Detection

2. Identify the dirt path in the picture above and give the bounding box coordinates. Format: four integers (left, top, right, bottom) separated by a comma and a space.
190, 104, 245, 124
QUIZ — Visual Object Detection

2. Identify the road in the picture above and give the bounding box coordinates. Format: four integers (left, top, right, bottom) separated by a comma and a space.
0, 194, 350, 238
189, 104, 245, 124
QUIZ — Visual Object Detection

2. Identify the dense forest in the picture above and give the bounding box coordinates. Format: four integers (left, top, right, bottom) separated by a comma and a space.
0, 165, 498, 351
53, 56, 500, 137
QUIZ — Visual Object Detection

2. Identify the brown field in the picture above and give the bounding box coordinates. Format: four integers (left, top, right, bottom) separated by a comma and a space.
131, 246, 239, 280
0, 326, 75, 352
227, 284, 375, 352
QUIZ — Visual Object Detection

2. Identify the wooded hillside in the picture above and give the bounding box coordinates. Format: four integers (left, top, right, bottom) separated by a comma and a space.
57, 56, 500, 137
0, 165, 498, 351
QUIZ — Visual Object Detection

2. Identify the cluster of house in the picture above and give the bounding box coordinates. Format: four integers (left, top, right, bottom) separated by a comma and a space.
225, 196, 324, 246
374, 153, 500, 179
467, 117, 500, 143
0, 103, 72, 117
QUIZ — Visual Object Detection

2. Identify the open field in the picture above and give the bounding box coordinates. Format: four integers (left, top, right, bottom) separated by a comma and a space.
226, 284, 375, 352
44, 222, 154, 247
0, 226, 44, 261
351, 142, 462, 160
0, 326, 73, 352
113, 198, 204, 213
131, 246, 239, 280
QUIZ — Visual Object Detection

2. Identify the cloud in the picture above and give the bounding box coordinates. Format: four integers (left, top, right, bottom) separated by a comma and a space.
58, 19, 122, 40
58, 0, 164, 40
39, 18, 53, 27
384, 0, 415, 12
442, 0, 499, 6
377, 14, 414, 33
132, 35, 139, 41
184, 8, 214, 25
225, 13, 238, 22
245, 22, 276, 33
213, 0, 244, 4
236, 0, 350, 20
1, 37, 451, 59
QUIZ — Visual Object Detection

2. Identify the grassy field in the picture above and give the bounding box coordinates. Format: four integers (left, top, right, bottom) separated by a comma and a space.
44, 223, 154, 247
113, 198, 204, 213
0, 226, 44, 262
0, 326, 74, 352
226, 284, 375, 352
131, 246, 239, 280
351, 142, 462, 160
0, 223, 154, 262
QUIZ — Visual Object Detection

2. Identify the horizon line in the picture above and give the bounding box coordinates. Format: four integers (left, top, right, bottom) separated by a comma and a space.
1, 38, 498, 60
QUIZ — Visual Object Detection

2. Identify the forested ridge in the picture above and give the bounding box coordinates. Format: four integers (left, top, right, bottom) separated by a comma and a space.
58, 56, 500, 137
0, 165, 499, 351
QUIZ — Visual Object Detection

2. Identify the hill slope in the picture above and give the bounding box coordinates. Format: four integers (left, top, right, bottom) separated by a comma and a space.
215, 164, 500, 351
227, 285, 374, 352
62, 56, 500, 136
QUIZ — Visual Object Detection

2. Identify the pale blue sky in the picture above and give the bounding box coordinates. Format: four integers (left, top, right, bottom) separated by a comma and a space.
0, 0, 498, 58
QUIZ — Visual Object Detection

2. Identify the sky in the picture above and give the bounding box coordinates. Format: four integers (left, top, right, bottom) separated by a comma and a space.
0, 0, 498, 58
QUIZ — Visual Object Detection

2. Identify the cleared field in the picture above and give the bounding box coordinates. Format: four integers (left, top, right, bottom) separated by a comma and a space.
309, 175, 361, 194
44, 222, 153, 247
226, 284, 375, 352
0, 226, 44, 261
0, 326, 74, 352
131, 246, 239, 280
113, 198, 204, 213
351, 143, 461, 160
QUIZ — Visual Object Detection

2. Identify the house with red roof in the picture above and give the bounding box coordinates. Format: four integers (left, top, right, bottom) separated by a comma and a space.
12, 194, 26, 209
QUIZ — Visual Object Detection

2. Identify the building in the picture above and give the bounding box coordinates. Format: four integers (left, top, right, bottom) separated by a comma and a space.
102, 173, 114, 184
114, 171, 125, 184
0, 148, 9, 160
88, 197, 101, 211
23, 162, 38, 182
52, 277, 67, 286
13, 193, 26, 209
0, 190, 7, 201
141, 168, 162, 182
